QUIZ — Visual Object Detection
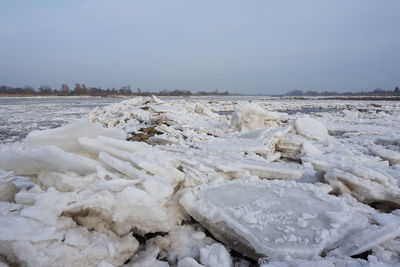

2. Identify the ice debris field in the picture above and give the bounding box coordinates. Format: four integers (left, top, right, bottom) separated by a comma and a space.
1, 96, 400, 266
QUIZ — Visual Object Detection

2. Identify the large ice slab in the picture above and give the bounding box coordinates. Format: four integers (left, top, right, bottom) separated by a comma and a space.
0, 146, 97, 176
208, 159, 304, 179
26, 121, 126, 154
180, 179, 400, 260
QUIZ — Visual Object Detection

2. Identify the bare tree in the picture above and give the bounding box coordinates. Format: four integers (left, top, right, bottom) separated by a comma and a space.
60, 84, 70, 96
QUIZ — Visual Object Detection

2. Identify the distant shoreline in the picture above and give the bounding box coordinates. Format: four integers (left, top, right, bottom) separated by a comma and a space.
268, 96, 400, 101
0, 94, 128, 98
0, 94, 235, 98
2, 94, 400, 101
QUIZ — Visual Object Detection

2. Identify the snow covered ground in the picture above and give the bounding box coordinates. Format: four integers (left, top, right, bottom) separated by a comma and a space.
1, 96, 400, 266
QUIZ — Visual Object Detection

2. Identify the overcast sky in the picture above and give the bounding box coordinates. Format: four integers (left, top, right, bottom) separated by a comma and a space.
1, 0, 399, 94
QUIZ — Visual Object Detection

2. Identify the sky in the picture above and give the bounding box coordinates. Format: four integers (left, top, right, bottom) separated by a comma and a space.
0, 0, 399, 95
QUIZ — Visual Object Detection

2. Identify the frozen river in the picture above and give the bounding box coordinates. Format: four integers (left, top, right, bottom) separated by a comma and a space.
0, 96, 264, 143
1, 96, 399, 144
0, 97, 128, 143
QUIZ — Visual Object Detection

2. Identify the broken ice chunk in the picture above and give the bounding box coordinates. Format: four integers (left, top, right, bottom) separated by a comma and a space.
342, 109, 360, 120
0, 146, 97, 176
0, 181, 18, 202
231, 103, 284, 131
19, 188, 73, 226
205, 158, 303, 179
26, 120, 126, 155
112, 186, 174, 233
301, 141, 322, 156
375, 137, 400, 147
199, 243, 232, 267
295, 117, 329, 141
0, 225, 138, 267
328, 213, 400, 258
370, 145, 400, 165
99, 151, 147, 180
275, 132, 307, 160
238, 160, 304, 179
324, 167, 400, 207
38, 171, 97, 192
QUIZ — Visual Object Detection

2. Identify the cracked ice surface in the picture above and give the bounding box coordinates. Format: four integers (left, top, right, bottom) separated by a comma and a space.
1, 96, 400, 266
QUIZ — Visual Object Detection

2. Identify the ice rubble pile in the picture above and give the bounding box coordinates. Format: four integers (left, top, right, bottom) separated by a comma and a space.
89, 96, 231, 145
1, 96, 400, 266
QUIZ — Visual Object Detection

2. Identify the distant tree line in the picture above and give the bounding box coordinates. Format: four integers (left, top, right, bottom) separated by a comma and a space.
284, 87, 400, 97
0, 84, 231, 97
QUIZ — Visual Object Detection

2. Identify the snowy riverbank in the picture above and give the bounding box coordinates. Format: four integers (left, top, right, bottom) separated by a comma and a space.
1, 96, 400, 266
